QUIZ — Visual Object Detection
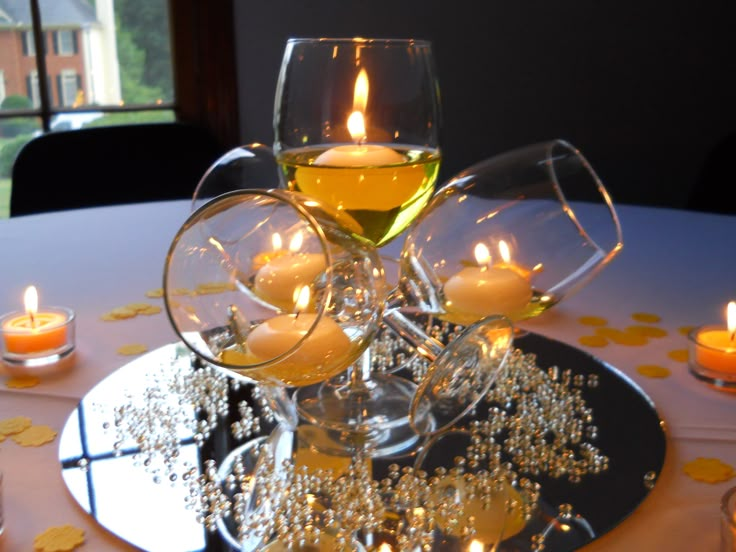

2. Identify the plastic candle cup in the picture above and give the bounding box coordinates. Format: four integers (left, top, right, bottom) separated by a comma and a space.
688, 301, 736, 388
1, 285, 75, 368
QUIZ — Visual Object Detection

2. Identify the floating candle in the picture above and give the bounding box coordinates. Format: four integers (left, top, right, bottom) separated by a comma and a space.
1, 286, 75, 366
253, 231, 327, 309
245, 287, 351, 385
443, 242, 533, 322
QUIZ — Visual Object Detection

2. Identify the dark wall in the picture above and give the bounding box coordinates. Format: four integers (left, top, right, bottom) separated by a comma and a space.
234, 0, 736, 210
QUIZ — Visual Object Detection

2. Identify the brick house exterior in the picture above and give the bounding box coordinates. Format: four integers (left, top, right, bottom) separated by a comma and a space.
0, 0, 120, 108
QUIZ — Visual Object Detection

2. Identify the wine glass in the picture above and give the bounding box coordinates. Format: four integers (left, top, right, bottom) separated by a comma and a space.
274, 37, 443, 451
163, 188, 385, 428
191, 143, 281, 212
392, 139, 624, 327
273, 37, 441, 247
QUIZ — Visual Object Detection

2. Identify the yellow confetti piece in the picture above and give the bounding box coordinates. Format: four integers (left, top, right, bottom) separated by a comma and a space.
137, 305, 162, 316
683, 457, 735, 483
117, 343, 148, 356
626, 325, 668, 338
34, 524, 85, 552
170, 287, 194, 296
0, 415, 33, 436
577, 315, 608, 327
636, 365, 671, 378
100, 306, 137, 321
12, 424, 57, 446
631, 312, 661, 324
5, 375, 41, 388
678, 325, 695, 336
145, 288, 164, 298
667, 349, 689, 363
578, 335, 609, 347
594, 327, 649, 346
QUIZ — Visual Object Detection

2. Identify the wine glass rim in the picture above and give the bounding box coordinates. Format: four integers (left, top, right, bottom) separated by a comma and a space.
163, 188, 336, 373
286, 37, 432, 47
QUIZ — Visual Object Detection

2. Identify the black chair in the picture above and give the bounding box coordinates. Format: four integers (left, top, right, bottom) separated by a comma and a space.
10, 122, 227, 216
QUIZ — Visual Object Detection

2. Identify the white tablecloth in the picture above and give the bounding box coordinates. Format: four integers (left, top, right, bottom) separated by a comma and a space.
0, 201, 734, 551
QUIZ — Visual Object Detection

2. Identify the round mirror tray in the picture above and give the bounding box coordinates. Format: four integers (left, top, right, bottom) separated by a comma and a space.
59, 331, 666, 552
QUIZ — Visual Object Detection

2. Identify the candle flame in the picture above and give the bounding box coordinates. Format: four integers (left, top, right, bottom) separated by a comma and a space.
294, 285, 311, 313
378, 544, 393, 552
728, 301, 736, 340
271, 233, 283, 251
474, 243, 491, 267
468, 540, 484, 552
348, 69, 369, 142
498, 240, 512, 264
288, 231, 303, 252
24, 285, 38, 327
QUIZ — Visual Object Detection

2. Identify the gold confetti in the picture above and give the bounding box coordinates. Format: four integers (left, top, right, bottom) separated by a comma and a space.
170, 287, 194, 296
100, 306, 137, 321
667, 349, 689, 363
5, 375, 41, 388
636, 365, 671, 378
683, 457, 735, 483
34, 524, 85, 552
626, 325, 668, 338
631, 312, 661, 324
578, 335, 609, 347
594, 327, 648, 346
578, 315, 608, 326
145, 287, 164, 298
0, 415, 33, 436
195, 281, 236, 295
12, 424, 57, 446
117, 343, 148, 356
678, 325, 695, 336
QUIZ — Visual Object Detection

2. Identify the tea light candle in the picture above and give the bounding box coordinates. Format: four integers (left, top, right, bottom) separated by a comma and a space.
689, 302, 736, 385
246, 287, 350, 374
443, 242, 532, 321
1, 286, 75, 367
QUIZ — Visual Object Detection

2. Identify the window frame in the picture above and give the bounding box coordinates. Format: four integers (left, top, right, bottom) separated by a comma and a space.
0, 0, 239, 149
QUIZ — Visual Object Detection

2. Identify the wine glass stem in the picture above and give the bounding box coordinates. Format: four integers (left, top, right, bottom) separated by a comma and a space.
259, 383, 298, 430
381, 308, 442, 363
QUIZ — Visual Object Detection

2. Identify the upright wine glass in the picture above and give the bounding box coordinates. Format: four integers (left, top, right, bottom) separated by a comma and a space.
273, 37, 441, 247
274, 37, 443, 452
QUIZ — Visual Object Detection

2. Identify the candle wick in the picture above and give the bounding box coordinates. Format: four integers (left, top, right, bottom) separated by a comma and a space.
29, 311, 36, 329
358, 135, 367, 147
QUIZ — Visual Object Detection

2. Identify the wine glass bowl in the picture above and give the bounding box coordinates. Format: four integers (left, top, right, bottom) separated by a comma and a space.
163, 189, 385, 388
397, 139, 623, 325
273, 37, 442, 247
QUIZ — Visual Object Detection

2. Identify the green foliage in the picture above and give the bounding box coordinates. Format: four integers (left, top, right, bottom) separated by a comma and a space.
0, 96, 38, 138
116, 26, 166, 104
0, 134, 33, 178
116, 0, 173, 101
84, 110, 175, 127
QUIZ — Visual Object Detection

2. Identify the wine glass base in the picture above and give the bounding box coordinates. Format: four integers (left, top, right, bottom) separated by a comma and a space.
294, 372, 434, 458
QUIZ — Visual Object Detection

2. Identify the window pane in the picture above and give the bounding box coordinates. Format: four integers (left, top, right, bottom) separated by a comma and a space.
0, 117, 42, 217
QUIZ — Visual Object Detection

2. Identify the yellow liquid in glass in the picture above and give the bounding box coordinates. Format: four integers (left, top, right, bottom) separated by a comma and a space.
278, 145, 440, 246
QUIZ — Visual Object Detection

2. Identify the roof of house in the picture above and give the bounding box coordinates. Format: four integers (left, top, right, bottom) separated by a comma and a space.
0, 0, 96, 27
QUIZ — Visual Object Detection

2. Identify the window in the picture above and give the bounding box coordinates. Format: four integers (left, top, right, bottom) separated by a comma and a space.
53, 29, 77, 56
22, 30, 36, 56
58, 70, 80, 107
26, 71, 40, 108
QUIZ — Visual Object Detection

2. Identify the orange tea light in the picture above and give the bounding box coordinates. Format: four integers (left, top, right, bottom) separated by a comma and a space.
688, 301, 736, 388
1, 286, 75, 365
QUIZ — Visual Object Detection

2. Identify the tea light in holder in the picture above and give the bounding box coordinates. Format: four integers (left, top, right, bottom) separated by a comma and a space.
1, 285, 75, 369
688, 301, 736, 388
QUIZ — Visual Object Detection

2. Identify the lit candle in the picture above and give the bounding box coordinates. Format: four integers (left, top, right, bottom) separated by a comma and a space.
691, 301, 736, 374
443, 242, 533, 322
252, 232, 288, 270
1, 286, 75, 362
244, 287, 351, 383
313, 69, 405, 169
253, 231, 327, 309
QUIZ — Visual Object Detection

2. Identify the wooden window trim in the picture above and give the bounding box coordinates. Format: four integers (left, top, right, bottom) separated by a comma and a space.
169, 0, 240, 149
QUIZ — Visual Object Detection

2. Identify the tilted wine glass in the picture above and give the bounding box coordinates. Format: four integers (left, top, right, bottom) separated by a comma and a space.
394, 139, 624, 330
